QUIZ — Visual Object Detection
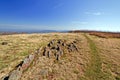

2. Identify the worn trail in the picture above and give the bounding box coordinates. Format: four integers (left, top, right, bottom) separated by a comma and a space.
84, 34, 107, 80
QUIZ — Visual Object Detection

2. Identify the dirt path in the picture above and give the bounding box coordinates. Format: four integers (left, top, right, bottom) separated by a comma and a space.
84, 34, 109, 80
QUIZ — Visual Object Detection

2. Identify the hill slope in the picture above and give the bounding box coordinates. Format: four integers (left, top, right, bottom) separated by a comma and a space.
0, 33, 120, 80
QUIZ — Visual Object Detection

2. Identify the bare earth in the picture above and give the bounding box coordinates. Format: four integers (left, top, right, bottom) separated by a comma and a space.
0, 33, 120, 80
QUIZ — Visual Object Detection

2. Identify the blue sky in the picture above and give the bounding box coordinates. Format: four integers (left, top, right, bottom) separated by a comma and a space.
0, 0, 120, 32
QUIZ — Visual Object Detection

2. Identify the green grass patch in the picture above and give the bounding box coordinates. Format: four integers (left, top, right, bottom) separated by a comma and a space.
0, 63, 8, 70
20, 51, 29, 56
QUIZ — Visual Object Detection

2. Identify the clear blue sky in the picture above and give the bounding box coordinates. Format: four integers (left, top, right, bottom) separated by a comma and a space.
0, 0, 120, 32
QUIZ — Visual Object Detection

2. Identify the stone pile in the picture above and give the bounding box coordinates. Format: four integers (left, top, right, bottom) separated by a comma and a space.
43, 39, 78, 61
43, 39, 64, 61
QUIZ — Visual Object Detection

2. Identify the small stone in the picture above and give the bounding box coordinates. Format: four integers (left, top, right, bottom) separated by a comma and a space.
51, 46, 56, 49
47, 43, 51, 47
59, 50, 63, 55
51, 40, 55, 44
9, 67, 22, 80
23, 57, 30, 64
22, 57, 30, 70
57, 40, 61, 44
62, 43, 65, 46
56, 45, 62, 51
29, 54, 34, 61
39, 69, 48, 78
56, 52, 60, 61
47, 51, 51, 58
1, 75, 9, 80
67, 43, 78, 52
48, 40, 55, 47
1, 42, 8, 45
43, 47, 49, 56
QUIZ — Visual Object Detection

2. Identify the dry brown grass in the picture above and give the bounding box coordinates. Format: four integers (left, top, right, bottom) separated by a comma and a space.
20, 33, 91, 80
0, 33, 120, 80
89, 34, 120, 80
0, 33, 91, 80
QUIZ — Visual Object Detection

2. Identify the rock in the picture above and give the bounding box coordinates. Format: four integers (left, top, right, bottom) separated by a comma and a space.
40, 69, 48, 75
57, 40, 66, 47
57, 40, 62, 44
22, 57, 30, 70
51, 40, 55, 44
29, 54, 34, 61
43, 47, 52, 58
67, 44, 72, 52
59, 50, 63, 56
62, 43, 65, 46
72, 43, 78, 51
43, 51, 46, 56
51, 46, 56, 49
9, 67, 22, 80
55, 52, 61, 61
1, 42, 8, 45
48, 40, 55, 47
16, 54, 34, 72
1, 75, 9, 80
67, 43, 78, 52
23, 57, 30, 64
56, 54, 60, 60
43, 51, 48, 56
47, 43, 51, 47
47, 51, 51, 58
56, 45, 63, 52
51, 45, 58, 50
39, 69, 48, 78
43, 47, 49, 56
16, 61, 24, 68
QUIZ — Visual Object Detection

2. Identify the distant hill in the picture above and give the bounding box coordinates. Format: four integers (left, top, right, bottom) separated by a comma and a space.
69, 30, 120, 33
69, 30, 120, 38
0, 29, 68, 35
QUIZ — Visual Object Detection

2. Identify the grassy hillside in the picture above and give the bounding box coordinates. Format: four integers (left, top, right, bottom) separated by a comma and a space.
0, 33, 120, 80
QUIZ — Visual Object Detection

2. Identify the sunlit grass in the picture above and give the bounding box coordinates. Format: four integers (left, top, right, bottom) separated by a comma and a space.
84, 34, 113, 80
